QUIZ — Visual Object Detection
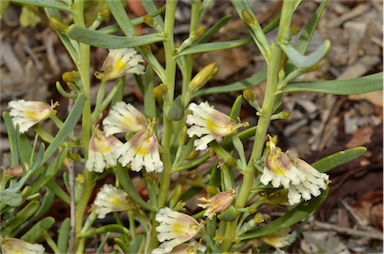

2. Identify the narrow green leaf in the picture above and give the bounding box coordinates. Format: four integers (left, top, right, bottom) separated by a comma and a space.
58, 218, 70, 254
279, 40, 331, 69
144, 67, 156, 119
177, 37, 252, 57
2, 112, 18, 165
240, 189, 328, 240
195, 67, 267, 97
46, 180, 70, 204
20, 217, 55, 243
284, 73, 383, 95
10, 0, 72, 12
96, 232, 111, 254
197, 15, 232, 43
106, 0, 136, 36
67, 25, 164, 49
312, 147, 367, 173
0, 200, 40, 237
42, 95, 84, 164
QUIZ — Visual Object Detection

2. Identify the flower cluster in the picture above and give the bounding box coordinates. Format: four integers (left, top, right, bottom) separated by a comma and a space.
186, 102, 248, 150
260, 136, 330, 205
154, 208, 204, 254
86, 101, 163, 173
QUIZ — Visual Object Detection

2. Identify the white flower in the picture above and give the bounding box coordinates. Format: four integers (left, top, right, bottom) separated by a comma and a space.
0, 237, 45, 254
153, 241, 206, 254
93, 184, 132, 219
86, 129, 122, 173
154, 208, 204, 253
186, 102, 248, 150
114, 127, 163, 173
8, 100, 58, 133
95, 48, 145, 80
197, 189, 236, 219
102, 101, 147, 136
260, 137, 330, 206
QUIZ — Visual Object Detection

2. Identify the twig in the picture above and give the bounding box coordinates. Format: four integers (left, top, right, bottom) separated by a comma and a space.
312, 220, 383, 240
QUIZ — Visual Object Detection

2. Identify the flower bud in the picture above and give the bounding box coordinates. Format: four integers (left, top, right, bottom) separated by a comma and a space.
152, 84, 168, 99
166, 95, 184, 121
143, 15, 155, 27
169, 184, 183, 208
217, 205, 238, 221
98, 7, 110, 21
242, 9, 256, 26
62, 71, 80, 83
190, 25, 206, 41
290, 26, 300, 36
50, 17, 67, 33
189, 63, 218, 91
243, 89, 256, 101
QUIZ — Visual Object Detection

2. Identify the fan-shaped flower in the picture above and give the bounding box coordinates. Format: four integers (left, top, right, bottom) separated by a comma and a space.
102, 101, 147, 136
86, 129, 122, 173
0, 237, 45, 254
93, 184, 132, 219
114, 123, 163, 173
8, 100, 58, 133
154, 208, 204, 253
186, 102, 248, 150
95, 48, 145, 80
260, 136, 330, 205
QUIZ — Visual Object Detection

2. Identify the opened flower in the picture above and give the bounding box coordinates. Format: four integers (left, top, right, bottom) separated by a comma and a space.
8, 100, 58, 133
186, 102, 248, 150
114, 124, 163, 173
154, 208, 204, 253
93, 184, 132, 219
95, 48, 145, 80
260, 136, 330, 205
86, 129, 122, 173
197, 189, 236, 219
0, 237, 45, 254
102, 101, 147, 136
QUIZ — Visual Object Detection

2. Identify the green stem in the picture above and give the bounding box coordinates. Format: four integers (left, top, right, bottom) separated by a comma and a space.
221, 1, 296, 251
72, 0, 94, 253
157, 0, 177, 209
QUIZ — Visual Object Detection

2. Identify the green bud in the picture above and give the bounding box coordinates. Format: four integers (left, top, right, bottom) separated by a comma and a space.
62, 71, 80, 83
153, 84, 168, 98
242, 9, 256, 26
189, 63, 218, 91
143, 15, 155, 27
218, 206, 238, 221
226, 157, 237, 167
50, 17, 68, 33
191, 25, 206, 40
98, 7, 111, 21
254, 212, 266, 223
290, 26, 300, 36
243, 89, 256, 101
166, 95, 184, 121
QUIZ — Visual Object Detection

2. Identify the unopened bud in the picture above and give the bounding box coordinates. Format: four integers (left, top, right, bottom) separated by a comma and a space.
191, 25, 206, 40
290, 26, 300, 36
50, 17, 68, 33
217, 206, 238, 221
152, 84, 168, 98
62, 71, 80, 83
254, 212, 266, 223
166, 95, 184, 121
243, 89, 256, 101
242, 9, 256, 26
169, 184, 183, 208
98, 7, 110, 21
143, 15, 155, 27
189, 63, 218, 90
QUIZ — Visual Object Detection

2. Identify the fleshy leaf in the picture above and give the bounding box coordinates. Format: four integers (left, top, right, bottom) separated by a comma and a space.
67, 25, 164, 49
312, 146, 367, 173
284, 73, 383, 95
279, 40, 331, 69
